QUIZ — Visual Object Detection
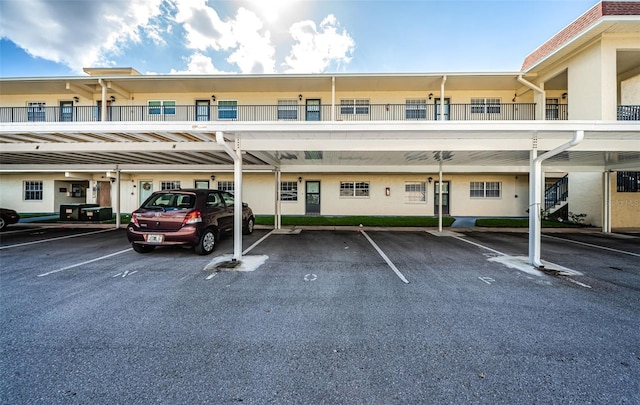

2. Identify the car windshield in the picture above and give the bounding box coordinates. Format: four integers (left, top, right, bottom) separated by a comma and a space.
142, 193, 195, 210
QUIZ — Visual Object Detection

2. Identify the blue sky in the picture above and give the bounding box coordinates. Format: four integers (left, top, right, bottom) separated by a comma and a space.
0, 0, 600, 77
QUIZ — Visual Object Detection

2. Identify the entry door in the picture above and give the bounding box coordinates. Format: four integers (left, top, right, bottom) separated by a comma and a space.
306, 99, 321, 121
434, 181, 450, 215
305, 181, 321, 215
195, 100, 210, 121
435, 98, 450, 121
60, 101, 73, 122
96, 100, 113, 121
97, 181, 111, 207
139, 180, 154, 205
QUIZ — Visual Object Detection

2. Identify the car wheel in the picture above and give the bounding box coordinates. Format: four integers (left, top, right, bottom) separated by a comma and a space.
243, 217, 254, 235
132, 243, 156, 253
0, 216, 7, 232
195, 229, 216, 255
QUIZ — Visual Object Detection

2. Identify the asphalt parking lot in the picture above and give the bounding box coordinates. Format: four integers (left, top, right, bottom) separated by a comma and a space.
1, 225, 639, 404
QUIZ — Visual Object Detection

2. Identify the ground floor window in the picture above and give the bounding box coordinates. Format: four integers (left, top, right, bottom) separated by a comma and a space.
280, 181, 298, 201
470, 181, 501, 198
617, 171, 639, 192
24, 180, 43, 200
161, 180, 181, 190
340, 181, 370, 198
404, 182, 426, 202
218, 181, 235, 194
194, 180, 209, 189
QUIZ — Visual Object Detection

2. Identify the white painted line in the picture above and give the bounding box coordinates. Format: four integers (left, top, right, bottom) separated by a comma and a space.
243, 229, 276, 255
451, 236, 507, 256
1, 229, 115, 250
564, 277, 592, 289
478, 276, 495, 285
37, 248, 133, 277
543, 235, 640, 258
360, 230, 409, 284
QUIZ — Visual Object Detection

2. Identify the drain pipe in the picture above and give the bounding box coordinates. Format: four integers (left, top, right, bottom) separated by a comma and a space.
98, 79, 107, 122
216, 131, 243, 261
439, 75, 447, 121
517, 75, 545, 120
528, 130, 584, 267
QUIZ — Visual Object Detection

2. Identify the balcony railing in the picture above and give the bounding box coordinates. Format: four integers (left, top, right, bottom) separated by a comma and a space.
617, 105, 640, 121
1, 103, 542, 123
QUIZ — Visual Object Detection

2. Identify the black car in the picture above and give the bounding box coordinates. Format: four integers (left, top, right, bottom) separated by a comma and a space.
127, 189, 254, 255
0, 208, 20, 231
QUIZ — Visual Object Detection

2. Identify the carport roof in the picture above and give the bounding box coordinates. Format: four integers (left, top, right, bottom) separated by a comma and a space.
0, 121, 639, 173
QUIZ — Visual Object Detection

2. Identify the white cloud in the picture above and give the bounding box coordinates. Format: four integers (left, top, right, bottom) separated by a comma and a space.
169, 52, 228, 74
173, 1, 275, 73
0, 0, 164, 73
284, 14, 355, 73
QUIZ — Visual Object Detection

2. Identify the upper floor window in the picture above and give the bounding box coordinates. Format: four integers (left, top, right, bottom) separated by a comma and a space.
617, 172, 639, 192
24, 180, 43, 200
218, 181, 235, 194
161, 180, 181, 190
277, 100, 298, 120
406, 99, 427, 120
340, 181, 370, 198
405, 182, 426, 203
340, 99, 369, 115
27, 102, 46, 122
280, 181, 298, 201
148, 100, 176, 115
470, 181, 501, 198
218, 100, 238, 120
471, 98, 501, 114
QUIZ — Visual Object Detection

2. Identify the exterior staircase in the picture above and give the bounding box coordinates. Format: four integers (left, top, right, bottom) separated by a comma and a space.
544, 175, 569, 220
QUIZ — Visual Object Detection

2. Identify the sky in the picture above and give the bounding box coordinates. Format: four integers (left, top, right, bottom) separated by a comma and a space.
0, 0, 601, 77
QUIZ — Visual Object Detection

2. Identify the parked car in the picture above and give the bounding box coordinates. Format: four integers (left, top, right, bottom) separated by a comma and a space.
0, 208, 20, 231
126, 189, 254, 255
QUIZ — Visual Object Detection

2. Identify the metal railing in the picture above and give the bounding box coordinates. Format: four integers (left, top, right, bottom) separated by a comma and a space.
617, 105, 640, 121
544, 175, 568, 213
0, 103, 541, 123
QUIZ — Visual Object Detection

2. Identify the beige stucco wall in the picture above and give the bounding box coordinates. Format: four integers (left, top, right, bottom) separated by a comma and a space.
621, 74, 640, 105
567, 172, 602, 227
611, 172, 640, 229
567, 41, 603, 120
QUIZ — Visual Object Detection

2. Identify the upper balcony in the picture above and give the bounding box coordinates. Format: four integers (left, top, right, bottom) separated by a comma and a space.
1, 102, 553, 123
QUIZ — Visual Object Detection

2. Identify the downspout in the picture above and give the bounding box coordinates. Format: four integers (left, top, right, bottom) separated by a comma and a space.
439, 75, 447, 121
517, 75, 545, 120
216, 131, 243, 261
98, 79, 107, 122
115, 167, 121, 229
528, 130, 584, 267
331, 76, 336, 121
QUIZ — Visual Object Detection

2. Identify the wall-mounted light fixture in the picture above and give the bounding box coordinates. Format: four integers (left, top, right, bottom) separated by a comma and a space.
73, 96, 79, 103
109, 95, 116, 102
562, 93, 568, 99
211, 95, 216, 101
385, 187, 390, 196
298, 94, 303, 101
428, 93, 434, 100
210, 175, 216, 181
428, 177, 433, 184
512, 93, 517, 103
298, 176, 303, 183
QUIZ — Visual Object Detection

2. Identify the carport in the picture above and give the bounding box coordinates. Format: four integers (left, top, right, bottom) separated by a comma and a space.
1, 120, 639, 266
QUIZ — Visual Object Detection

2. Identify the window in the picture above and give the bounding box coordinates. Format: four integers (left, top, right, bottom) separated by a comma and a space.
27, 102, 46, 122
405, 182, 426, 203
24, 180, 43, 200
218, 181, 235, 194
194, 180, 209, 189
470, 98, 501, 114
148, 100, 176, 115
218, 100, 238, 120
161, 181, 181, 190
406, 99, 427, 120
280, 181, 298, 201
617, 172, 640, 192
340, 99, 370, 115
278, 99, 298, 120
470, 181, 501, 198
340, 181, 370, 198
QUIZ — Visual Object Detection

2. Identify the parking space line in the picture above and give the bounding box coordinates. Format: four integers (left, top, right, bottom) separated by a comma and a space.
0, 229, 115, 250
242, 230, 276, 255
451, 236, 507, 256
360, 231, 409, 284
37, 248, 133, 277
543, 234, 640, 258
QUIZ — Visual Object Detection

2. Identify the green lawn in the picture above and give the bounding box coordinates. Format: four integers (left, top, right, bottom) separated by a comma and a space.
255, 215, 455, 227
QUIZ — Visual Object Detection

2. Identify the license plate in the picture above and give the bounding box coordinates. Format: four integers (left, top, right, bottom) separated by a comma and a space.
146, 234, 164, 243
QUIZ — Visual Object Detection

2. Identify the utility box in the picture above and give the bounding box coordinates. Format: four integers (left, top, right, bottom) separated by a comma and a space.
80, 207, 113, 221
60, 203, 99, 221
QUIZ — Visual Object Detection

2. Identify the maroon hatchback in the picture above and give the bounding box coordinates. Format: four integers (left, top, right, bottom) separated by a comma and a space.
127, 189, 254, 255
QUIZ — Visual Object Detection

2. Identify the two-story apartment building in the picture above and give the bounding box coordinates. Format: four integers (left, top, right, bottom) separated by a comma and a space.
0, 1, 639, 230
